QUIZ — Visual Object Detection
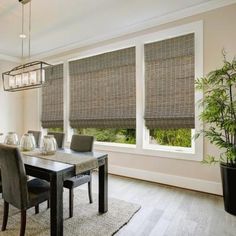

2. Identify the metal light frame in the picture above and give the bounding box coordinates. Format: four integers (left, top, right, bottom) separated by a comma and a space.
2, 61, 50, 92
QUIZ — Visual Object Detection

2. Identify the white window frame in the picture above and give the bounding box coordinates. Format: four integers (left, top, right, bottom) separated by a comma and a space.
39, 21, 203, 161
137, 21, 204, 161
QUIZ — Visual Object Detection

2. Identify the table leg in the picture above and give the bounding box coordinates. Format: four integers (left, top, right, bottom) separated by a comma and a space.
50, 173, 64, 236
98, 157, 108, 213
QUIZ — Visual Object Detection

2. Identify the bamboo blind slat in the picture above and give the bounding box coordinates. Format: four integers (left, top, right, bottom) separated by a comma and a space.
144, 33, 195, 129
41, 64, 64, 128
69, 47, 136, 128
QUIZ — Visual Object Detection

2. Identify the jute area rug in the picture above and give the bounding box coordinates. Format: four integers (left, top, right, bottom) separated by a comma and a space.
0, 189, 140, 236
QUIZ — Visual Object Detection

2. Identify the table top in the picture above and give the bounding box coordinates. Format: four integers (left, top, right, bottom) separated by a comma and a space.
22, 148, 107, 173
22, 154, 74, 172
60, 148, 108, 160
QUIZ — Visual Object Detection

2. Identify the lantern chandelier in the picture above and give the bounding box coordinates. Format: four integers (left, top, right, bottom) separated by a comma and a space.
2, 0, 50, 92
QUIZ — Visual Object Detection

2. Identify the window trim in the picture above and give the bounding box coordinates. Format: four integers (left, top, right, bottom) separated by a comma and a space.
139, 21, 203, 161
40, 21, 204, 162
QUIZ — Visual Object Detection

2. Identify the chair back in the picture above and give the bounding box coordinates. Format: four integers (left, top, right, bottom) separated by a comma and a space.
70, 135, 94, 152
0, 172, 2, 193
0, 144, 28, 209
28, 130, 41, 147
48, 132, 65, 148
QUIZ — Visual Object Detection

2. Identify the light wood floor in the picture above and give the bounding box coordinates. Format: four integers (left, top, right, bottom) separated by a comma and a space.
80, 172, 236, 236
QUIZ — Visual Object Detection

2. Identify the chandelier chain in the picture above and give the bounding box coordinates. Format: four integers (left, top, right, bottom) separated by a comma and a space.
21, 1, 32, 60
21, 3, 24, 59
29, 0, 31, 59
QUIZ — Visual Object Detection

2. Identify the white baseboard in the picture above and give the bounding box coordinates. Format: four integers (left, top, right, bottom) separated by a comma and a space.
108, 165, 223, 195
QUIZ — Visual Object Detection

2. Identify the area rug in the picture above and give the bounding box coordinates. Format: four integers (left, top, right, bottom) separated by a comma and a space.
0, 189, 140, 236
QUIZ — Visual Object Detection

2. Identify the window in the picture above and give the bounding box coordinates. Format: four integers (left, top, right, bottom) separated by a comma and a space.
149, 129, 191, 147
47, 128, 64, 132
41, 64, 64, 129
41, 22, 203, 160
74, 128, 136, 144
144, 33, 195, 149
69, 47, 136, 144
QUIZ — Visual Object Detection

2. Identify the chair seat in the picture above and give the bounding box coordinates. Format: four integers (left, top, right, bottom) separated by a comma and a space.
27, 178, 50, 208
64, 174, 91, 189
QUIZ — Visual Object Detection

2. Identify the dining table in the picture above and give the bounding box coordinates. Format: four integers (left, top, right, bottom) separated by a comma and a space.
22, 148, 108, 236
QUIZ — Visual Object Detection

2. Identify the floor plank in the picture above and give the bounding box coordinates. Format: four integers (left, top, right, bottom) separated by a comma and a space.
79, 172, 236, 236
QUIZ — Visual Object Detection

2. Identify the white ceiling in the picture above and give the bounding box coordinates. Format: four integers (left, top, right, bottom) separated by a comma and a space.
0, 0, 232, 59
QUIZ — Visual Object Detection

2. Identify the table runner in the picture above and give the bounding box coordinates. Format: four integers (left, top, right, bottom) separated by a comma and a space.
22, 150, 98, 175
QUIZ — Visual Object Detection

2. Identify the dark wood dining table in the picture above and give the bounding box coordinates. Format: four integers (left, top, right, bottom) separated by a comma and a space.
22, 149, 108, 236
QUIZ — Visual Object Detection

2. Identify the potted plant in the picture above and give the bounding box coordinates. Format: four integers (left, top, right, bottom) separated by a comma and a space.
196, 54, 236, 215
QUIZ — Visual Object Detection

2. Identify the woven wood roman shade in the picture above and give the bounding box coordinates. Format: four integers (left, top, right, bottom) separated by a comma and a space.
41, 64, 64, 128
69, 47, 136, 128
144, 33, 195, 129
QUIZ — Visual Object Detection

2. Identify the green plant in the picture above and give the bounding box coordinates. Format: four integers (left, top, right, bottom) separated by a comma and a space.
150, 129, 191, 147
195, 55, 236, 166
75, 128, 136, 144
48, 128, 63, 132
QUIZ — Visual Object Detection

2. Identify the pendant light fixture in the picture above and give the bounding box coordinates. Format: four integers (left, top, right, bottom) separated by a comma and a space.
2, 0, 50, 92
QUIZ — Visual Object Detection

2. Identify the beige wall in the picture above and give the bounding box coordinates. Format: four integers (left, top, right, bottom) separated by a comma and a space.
23, 4, 236, 194
23, 89, 41, 132
0, 60, 24, 142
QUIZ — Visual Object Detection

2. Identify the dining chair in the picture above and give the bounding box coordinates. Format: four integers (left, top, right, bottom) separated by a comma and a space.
63, 134, 94, 218
27, 130, 42, 148
0, 173, 2, 194
0, 144, 50, 236
47, 132, 65, 148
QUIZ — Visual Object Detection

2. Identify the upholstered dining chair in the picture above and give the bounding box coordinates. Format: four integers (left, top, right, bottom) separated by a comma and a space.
0, 173, 2, 194
63, 135, 94, 218
27, 130, 42, 148
47, 132, 65, 149
0, 144, 50, 236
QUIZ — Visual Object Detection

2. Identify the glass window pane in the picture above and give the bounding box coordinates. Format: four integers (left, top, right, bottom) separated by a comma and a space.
149, 128, 191, 147
74, 128, 136, 144
48, 127, 64, 132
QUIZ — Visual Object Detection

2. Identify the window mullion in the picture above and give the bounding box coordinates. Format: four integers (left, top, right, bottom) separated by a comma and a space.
136, 43, 145, 150
63, 60, 72, 142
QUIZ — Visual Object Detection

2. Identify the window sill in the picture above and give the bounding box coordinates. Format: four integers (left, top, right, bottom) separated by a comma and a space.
93, 141, 203, 162
94, 141, 136, 148
65, 139, 202, 162
143, 143, 193, 154
64, 141, 136, 149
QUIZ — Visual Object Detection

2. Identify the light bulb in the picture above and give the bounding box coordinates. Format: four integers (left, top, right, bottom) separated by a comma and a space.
29, 71, 37, 84
15, 74, 22, 87
9, 76, 16, 88
22, 73, 29, 85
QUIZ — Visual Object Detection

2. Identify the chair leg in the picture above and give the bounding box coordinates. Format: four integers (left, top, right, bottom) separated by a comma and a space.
1, 201, 9, 231
20, 210, 26, 236
69, 188, 74, 218
88, 181, 93, 204
47, 200, 50, 209
35, 204, 39, 214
